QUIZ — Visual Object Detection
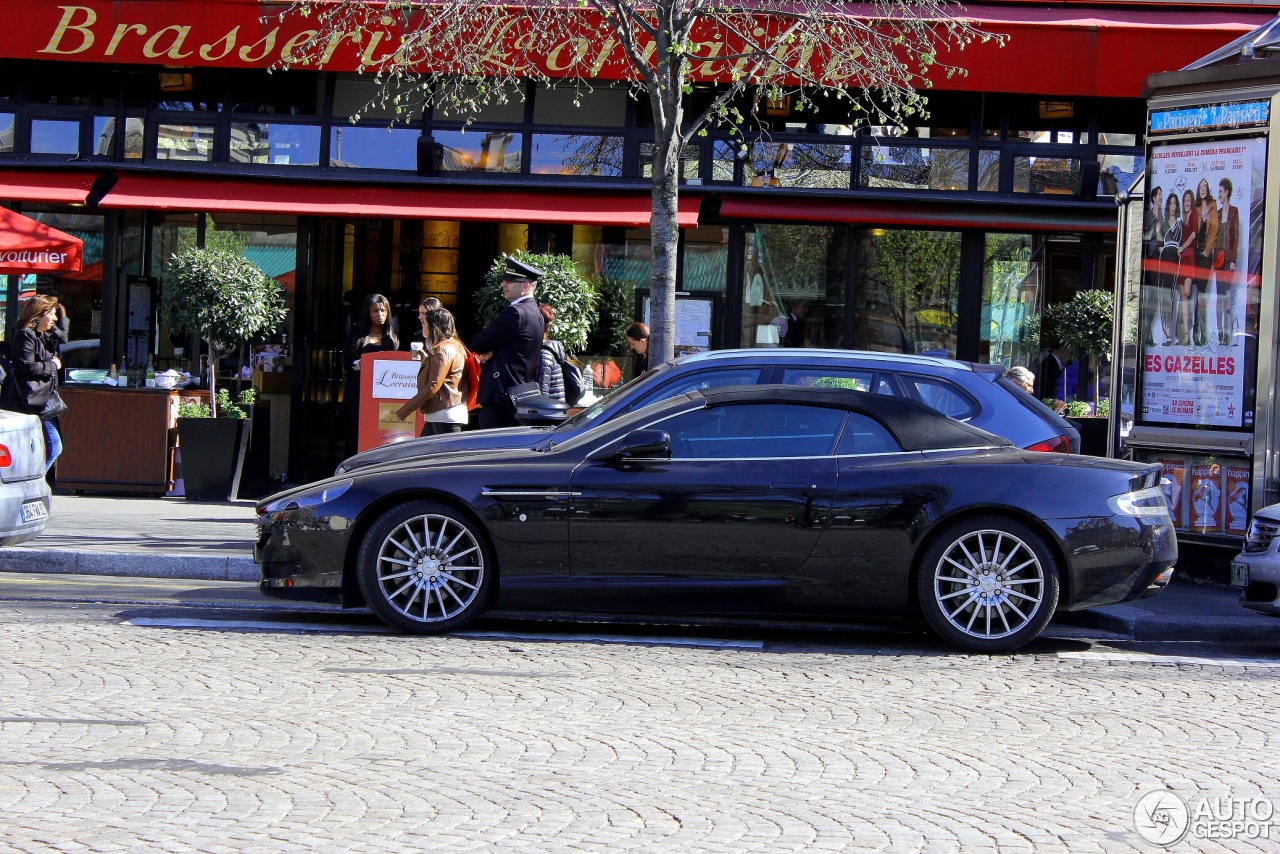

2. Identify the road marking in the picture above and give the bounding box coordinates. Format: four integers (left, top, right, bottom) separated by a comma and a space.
124, 618, 764, 649
1061, 650, 1280, 668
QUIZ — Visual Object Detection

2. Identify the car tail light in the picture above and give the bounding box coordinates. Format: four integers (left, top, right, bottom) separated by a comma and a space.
0, 444, 11, 467
1023, 435, 1071, 453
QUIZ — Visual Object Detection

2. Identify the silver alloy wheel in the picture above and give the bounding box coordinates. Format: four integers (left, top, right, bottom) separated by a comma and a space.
932, 528, 1046, 640
374, 512, 485, 624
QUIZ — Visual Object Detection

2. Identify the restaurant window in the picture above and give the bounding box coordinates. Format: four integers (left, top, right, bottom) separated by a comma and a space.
22, 208, 106, 372
860, 143, 970, 191
332, 74, 425, 122
94, 117, 143, 159
977, 149, 1000, 191
432, 129, 522, 173
329, 126, 418, 170
979, 233, 1042, 371
30, 119, 79, 156
155, 123, 216, 162
431, 83, 526, 124
746, 141, 850, 189
0, 113, 14, 153
531, 134, 623, 176
1012, 156, 1081, 195
853, 228, 960, 356
710, 141, 737, 183
743, 224, 846, 349
1098, 151, 1143, 198
640, 143, 700, 182
532, 85, 627, 127
231, 122, 322, 166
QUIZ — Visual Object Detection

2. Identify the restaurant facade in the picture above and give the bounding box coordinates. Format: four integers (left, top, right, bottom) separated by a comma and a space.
1, 0, 1275, 484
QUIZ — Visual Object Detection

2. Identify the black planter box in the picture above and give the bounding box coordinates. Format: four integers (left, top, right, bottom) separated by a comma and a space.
177, 417, 250, 501
1070, 416, 1110, 457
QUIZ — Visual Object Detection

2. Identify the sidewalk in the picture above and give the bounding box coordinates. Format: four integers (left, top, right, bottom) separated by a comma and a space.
0, 494, 1278, 644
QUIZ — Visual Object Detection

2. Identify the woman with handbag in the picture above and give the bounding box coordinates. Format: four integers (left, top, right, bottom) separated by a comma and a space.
13, 295, 66, 471
395, 306, 469, 436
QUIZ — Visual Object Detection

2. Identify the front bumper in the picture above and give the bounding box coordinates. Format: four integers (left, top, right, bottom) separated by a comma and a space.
1231, 546, 1280, 618
255, 504, 356, 603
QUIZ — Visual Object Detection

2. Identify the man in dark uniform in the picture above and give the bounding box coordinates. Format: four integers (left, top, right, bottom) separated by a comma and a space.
471, 258, 545, 429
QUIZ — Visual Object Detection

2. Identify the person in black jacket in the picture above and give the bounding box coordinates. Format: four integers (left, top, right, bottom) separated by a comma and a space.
343, 293, 400, 442
13, 295, 64, 470
471, 258, 545, 429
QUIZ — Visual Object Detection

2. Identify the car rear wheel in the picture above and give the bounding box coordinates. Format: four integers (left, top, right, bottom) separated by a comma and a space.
356, 500, 492, 633
918, 516, 1059, 653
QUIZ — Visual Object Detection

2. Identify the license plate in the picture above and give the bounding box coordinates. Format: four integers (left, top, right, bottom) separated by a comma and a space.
1231, 560, 1250, 588
19, 500, 47, 524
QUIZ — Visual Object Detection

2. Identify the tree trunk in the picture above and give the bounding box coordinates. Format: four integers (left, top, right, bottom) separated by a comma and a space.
207, 340, 220, 417
646, 52, 684, 366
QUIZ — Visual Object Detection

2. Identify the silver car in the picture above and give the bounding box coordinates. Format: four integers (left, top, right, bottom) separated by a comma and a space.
1232, 503, 1280, 617
0, 410, 51, 545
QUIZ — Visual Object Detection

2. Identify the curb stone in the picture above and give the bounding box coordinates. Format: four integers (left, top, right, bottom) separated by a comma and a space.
0, 548, 258, 582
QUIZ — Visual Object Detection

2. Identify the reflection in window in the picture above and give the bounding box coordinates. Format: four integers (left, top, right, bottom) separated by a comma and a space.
860, 143, 969, 191
431, 129, 521, 173
641, 143, 699, 182
333, 74, 424, 121
854, 229, 960, 356
1098, 152, 1143, 197
711, 141, 737, 182
329, 126, 418, 170
533, 85, 627, 126
95, 117, 143, 159
977, 149, 1001, 192
683, 227, 727, 294
746, 141, 850, 189
155, 123, 216, 161
0, 113, 13, 153
743, 224, 845, 349
231, 122, 321, 165
31, 119, 79, 155
659, 403, 846, 459
980, 234, 1041, 372
531, 134, 623, 176
1013, 156, 1080, 195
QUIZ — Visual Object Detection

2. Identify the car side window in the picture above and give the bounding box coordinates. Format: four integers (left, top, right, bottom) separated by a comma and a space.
780, 368, 889, 394
900, 375, 977, 420
655, 403, 846, 459
626, 368, 766, 412
834, 413, 901, 456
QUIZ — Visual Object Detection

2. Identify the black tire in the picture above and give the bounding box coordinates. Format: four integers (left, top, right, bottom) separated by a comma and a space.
917, 516, 1060, 653
356, 500, 493, 634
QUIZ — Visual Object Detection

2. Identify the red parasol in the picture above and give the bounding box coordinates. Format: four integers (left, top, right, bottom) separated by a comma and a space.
0, 207, 83, 274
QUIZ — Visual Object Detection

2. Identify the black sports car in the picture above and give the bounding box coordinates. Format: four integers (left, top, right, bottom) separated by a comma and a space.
256, 386, 1176, 652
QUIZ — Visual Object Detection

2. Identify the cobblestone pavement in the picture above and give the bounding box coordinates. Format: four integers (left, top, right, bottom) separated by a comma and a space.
1, 601, 1277, 853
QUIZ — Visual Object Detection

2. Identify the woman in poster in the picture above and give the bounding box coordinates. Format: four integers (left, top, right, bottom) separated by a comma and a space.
1156, 192, 1182, 345
1193, 178, 1219, 347
1177, 188, 1198, 346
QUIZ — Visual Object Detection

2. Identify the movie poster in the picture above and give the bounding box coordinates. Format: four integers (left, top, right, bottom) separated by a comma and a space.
1225, 463, 1252, 534
1188, 462, 1224, 534
1138, 136, 1264, 429
1156, 456, 1188, 528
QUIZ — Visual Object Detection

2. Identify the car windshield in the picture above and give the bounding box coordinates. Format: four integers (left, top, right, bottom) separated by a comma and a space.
555, 365, 667, 431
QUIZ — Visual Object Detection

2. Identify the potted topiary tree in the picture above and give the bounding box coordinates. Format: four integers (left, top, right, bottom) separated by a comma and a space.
476, 252, 597, 353
163, 247, 287, 500
1044, 288, 1114, 456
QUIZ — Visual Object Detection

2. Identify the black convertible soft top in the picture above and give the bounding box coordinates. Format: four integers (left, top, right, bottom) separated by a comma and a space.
697, 384, 1012, 452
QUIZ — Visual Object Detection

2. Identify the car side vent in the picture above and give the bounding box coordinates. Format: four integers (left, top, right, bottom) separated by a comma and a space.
1243, 518, 1280, 553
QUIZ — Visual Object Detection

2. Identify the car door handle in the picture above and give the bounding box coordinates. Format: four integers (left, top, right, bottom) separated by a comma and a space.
770, 482, 814, 490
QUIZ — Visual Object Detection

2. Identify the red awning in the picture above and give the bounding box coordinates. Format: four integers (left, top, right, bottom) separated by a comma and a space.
0, 207, 84, 273
100, 174, 701, 228
0, 170, 98, 204
716, 196, 1114, 233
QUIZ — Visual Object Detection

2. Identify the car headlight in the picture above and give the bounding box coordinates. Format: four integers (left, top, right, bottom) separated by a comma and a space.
262, 479, 353, 513
1109, 485, 1172, 517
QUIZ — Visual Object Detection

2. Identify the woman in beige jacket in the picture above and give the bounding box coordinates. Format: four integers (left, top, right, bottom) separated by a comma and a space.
396, 307, 468, 435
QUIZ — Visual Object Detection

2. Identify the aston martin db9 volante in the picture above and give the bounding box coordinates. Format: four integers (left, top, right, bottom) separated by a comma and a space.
257, 386, 1175, 652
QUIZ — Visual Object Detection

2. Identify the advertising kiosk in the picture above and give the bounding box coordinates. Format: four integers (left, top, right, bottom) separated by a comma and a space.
1117, 61, 1280, 548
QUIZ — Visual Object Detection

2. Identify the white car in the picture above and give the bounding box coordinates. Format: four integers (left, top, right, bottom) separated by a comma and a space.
0, 410, 51, 545
1232, 503, 1280, 617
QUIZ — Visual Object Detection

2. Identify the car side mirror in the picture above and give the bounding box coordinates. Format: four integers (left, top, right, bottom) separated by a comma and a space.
601, 428, 671, 462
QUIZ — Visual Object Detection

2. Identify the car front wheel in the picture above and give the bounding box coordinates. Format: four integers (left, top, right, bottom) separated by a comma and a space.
918, 516, 1060, 653
356, 500, 492, 633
